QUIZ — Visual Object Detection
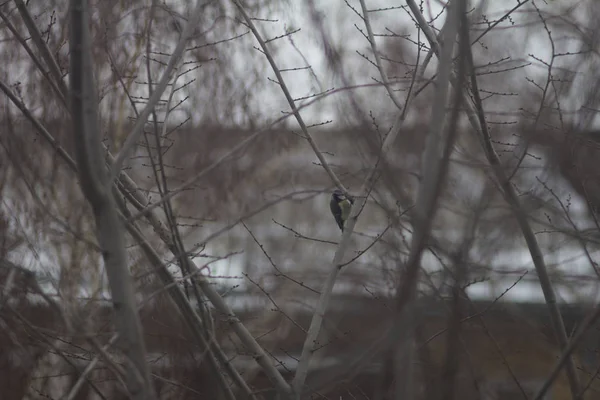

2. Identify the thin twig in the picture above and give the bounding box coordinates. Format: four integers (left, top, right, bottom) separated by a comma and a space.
124, 217, 292, 397
115, 192, 261, 400
64, 334, 119, 400
14, 0, 68, 97
109, 0, 206, 184
8, 308, 108, 400
121, 81, 413, 224
0, 8, 66, 106
231, 0, 349, 197
358, 0, 404, 111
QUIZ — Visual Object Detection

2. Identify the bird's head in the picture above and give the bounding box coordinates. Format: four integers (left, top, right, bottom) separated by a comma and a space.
332, 189, 346, 203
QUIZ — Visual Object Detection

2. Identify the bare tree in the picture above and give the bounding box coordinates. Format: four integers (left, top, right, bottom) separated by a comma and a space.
2, 0, 600, 399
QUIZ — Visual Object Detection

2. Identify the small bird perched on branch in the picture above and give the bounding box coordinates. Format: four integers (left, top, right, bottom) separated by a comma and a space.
330, 190, 354, 232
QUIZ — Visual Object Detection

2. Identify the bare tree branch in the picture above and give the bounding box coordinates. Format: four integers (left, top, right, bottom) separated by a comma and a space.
358, 0, 404, 111
121, 206, 288, 398
64, 334, 119, 400
405, 0, 582, 396
391, 2, 464, 399
3, 46, 290, 399
68, 1, 155, 399
108, 0, 206, 184
0, 7, 66, 106
14, 0, 68, 98
533, 303, 600, 400
231, 0, 350, 197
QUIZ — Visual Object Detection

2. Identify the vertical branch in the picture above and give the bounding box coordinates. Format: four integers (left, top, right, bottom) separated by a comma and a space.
395, 0, 461, 318
461, 17, 582, 400
436, 6, 469, 400
391, 2, 464, 400
405, 0, 582, 397
68, 1, 155, 399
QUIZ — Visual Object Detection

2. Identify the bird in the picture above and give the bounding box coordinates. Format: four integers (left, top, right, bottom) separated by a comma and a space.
330, 190, 354, 232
